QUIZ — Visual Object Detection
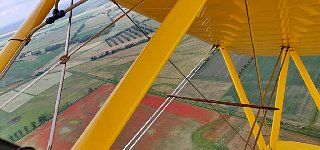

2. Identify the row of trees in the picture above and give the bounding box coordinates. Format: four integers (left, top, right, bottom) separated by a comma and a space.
70, 24, 86, 44
71, 23, 114, 44
44, 43, 65, 53
7, 84, 100, 142
8, 113, 50, 142
90, 38, 149, 61
238, 57, 254, 76
7, 101, 77, 142
105, 25, 154, 47
106, 7, 122, 21
19, 50, 42, 59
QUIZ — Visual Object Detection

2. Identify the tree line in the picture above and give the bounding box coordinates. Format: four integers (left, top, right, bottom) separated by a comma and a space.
8, 101, 76, 142
7, 85, 99, 142
90, 38, 149, 61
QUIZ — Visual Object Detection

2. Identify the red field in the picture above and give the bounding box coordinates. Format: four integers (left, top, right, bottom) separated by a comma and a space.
17, 83, 116, 149
18, 83, 226, 149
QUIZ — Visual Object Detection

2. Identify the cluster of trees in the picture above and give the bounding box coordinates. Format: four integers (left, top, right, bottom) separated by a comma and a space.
34, 71, 44, 77
90, 51, 112, 61
128, 28, 142, 38
90, 38, 149, 61
19, 53, 27, 59
19, 50, 42, 59
7, 101, 77, 142
71, 24, 114, 44
45, 43, 65, 53
77, 35, 92, 43
70, 24, 85, 44
238, 57, 254, 76
105, 25, 154, 48
105, 30, 135, 46
31, 50, 42, 56
106, 8, 122, 21
8, 113, 50, 142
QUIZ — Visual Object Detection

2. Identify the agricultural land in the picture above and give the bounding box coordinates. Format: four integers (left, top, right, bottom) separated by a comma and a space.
0, 0, 319, 149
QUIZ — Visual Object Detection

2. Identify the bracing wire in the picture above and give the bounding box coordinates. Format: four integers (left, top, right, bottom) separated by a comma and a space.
124, 48, 215, 150
118, 3, 253, 148
1, 0, 145, 110
248, 46, 285, 147
243, 0, 265, 148
169, 58, 253, 150
167, 95, 279, 110
252, 48, 289, 149
112, 0, 150, 40
54, 0, 60, 10
47, 0, 73, 150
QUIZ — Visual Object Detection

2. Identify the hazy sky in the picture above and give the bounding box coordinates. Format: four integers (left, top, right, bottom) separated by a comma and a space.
0, 0, 69, 28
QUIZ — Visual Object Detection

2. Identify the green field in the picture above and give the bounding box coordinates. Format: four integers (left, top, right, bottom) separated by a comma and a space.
220, 56, 320, 125
0, 49, 63, 87
0, 73, 104, 138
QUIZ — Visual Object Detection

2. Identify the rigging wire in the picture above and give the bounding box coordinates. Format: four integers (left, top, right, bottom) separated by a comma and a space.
54, 0, 60, 10
243, 0, 266, 148
252, 48, 289, 149
118, 4, 253, 149
113, 4, 220, 150
169, 58, 253, 150
167, 95, 279, 110
124, 48, 215, 150
1, 0, 145, 109
47, 0, 73, 149
243, 47, 285, 149
248, 46, 286, 147
112, 0, 151, 40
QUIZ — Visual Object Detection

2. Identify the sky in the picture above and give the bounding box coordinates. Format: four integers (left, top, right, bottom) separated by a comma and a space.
0, 0, 69, 28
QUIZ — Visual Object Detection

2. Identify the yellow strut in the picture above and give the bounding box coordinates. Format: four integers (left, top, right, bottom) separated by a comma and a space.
291, 50, 320, 110
220, 47, 267, 150
0, 0, 55, 77
72, 0, 207, 149
270, 50, 290, 149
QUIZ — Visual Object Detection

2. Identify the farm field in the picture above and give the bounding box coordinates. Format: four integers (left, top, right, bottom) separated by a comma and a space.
0, 0, 320, 148
16, 82, 248, 150
18, 83, 320, 150
70, 35, 211, 95
17, 83, 116, 150
220, 56, 320, 126
0, 0, 163, 142
0, 91, 33, 113
0, 73, 104, 139
175, 50, 320, 139
15, 72, 73, 95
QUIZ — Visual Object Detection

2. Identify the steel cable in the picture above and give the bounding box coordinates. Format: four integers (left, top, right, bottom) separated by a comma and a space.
124, 48, 215, 150
252, 48, 289, 149
47, 0, 73, 149
243, 0, 267, 148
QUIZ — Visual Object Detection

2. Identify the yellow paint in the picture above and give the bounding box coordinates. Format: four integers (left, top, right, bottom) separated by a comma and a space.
291, 50, 320, 110
72, 0, 207, 149
277, 141, 320, 150
0, 0, 55, 76
270, 51, 290, 149
220, 47, 267, 150
116, 0, 320, 56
